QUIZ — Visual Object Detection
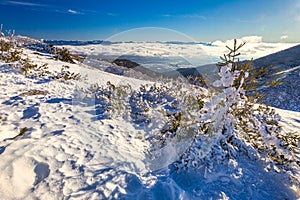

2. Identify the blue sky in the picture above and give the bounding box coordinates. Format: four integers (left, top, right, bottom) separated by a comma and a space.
0, 0, 299, 42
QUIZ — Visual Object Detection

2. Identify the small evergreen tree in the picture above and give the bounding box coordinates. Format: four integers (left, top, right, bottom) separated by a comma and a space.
175, 40, 300, 188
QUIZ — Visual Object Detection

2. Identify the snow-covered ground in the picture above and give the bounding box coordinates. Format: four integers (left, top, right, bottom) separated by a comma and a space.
0, 50, 152, 199
0, 40, 299, 199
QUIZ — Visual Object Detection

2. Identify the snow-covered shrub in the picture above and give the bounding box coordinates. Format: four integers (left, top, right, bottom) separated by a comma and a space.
187, 75, 207, 88
129, 89, 152, 124
16, 59, 80, 81
0, 39, 13, 54
52, 65, 81, 81
1, 49, 22, 62
19, 58, 80, 81
93, 82, 115, 119
0, 33, 80, 81
91, 81, 132, 120
20, 60, 50, 78
56, 47, 75, 64
0, 36, 21, 62
0, 25, 18, 61
128, 83, 176, 125
91, 79, 208, 155
174, 40, 300, 187
89, 79, 207, 144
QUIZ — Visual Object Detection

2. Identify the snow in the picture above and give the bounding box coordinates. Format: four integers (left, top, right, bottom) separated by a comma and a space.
0, 40, 299, 199
276, 108, 300, 133
0, 48, 153, 199
274, 65, 300, 76
0, 62, 151, 199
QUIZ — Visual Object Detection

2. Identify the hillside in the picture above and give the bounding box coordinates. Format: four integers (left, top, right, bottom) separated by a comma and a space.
253, 44, 300, 68
252, 45, 300, 111
0, 37, 299, 199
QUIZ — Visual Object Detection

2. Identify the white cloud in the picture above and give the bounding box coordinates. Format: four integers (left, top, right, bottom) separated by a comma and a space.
3, 1, 88, 15
212, 36, 263, 47
240, 36, 263, 43
280, 35, 289, 40
68, 9, 80, 15
7, 1, 44, 7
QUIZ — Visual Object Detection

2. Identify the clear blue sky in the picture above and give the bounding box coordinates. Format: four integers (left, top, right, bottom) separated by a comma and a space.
0, 0, 299, 42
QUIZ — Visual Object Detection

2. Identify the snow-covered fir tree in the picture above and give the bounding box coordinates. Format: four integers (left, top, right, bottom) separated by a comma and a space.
174, 40, 300, 188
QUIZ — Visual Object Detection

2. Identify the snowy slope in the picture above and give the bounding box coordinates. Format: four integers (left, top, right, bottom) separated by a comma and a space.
252, 44, 300, 111
0, 47, 153, 199
0, 41, 299, 199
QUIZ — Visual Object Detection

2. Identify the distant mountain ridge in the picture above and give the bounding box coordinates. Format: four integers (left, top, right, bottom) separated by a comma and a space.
44, 40, 212, 46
